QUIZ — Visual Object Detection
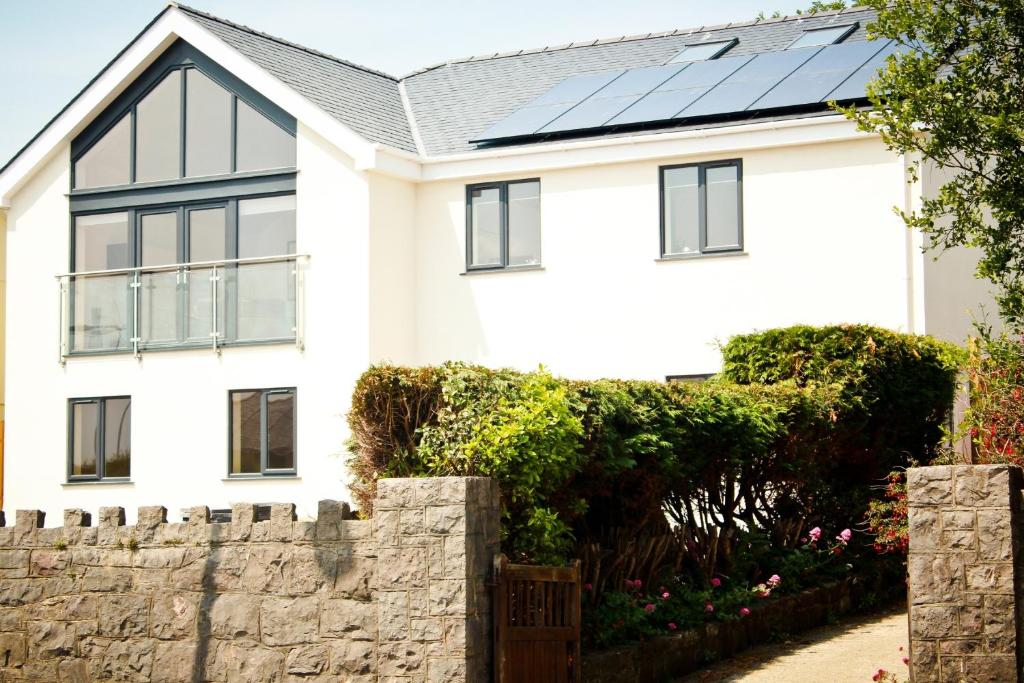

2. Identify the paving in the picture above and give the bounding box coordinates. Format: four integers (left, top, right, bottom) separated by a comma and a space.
676, 607, 909, 683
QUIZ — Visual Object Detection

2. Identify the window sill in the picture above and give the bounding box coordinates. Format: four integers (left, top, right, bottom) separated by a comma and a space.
222, 475, 301, 482
461, 265, 545, 276
656, 251, 748, 263
62, 479, 133, 487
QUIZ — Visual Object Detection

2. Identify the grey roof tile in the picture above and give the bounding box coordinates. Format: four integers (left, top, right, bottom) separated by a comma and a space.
177, 4, 417, 153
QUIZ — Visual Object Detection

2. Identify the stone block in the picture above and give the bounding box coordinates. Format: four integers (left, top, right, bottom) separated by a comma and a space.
208, 593, 261, 639
82, 567, 132, 592
908, 466, 953, 505
400, 508, 425, 536
375, 510, 400, 548
137, 506, 168, 530
63, 509, 92, 528
222, 643, 286, 682
231, 503, 256, 541
98, 638, 155, 680
965, 563, 1014, 592
343, 520, 371, 541
425, 506, 465, 536
57, 658, 89, 683
376, 479, 419, 508
152, 641, 199, 683
317, 500, 347, 541
151, 592, 199, 640
271, 503, 296, 541
27, 620, 75, 659
379, 591, 410, 641
321, 598, 376, 641
288, 545, 336, 594
908, 508, 941, 553
261, 596, 320, 646
976, 509, 1013, 561
97, 594, 150, 637
328, 639, 375, 676
962, 654, 1017, 682
427, 657, 466, 682
286, 644, 328, 675
954, 466, 1011, 507
0, 632, 27, 666
379, 547, 427, 588
959, 606, 983, 636
910, 605, 958, 639
335, 555, 374, 599
378, 641, 425, 677
909, 554, 963, 605
411, 617, 443, 642
428, 580, 468, 616
99, 507, 126, 528
30, 549, 70, 577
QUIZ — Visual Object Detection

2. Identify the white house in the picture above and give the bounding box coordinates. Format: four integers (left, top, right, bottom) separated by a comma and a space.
0, 4, 994, 520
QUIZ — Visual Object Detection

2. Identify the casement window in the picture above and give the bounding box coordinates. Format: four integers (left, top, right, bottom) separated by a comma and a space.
660, 160, 743, 258
229, 388, 296, 476
787, 24, 857, 49
465, 180, 541, 271
68, 397, 131, 481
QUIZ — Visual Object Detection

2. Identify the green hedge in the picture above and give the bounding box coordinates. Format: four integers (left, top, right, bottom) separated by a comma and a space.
346, 325, 962, 566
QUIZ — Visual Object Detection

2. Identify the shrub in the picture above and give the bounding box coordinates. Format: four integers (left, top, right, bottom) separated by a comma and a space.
346, 325, 962, 568
964, 334, 1024, 464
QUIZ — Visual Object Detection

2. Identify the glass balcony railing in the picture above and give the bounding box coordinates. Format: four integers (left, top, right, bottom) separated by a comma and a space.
58, 254, 307, 359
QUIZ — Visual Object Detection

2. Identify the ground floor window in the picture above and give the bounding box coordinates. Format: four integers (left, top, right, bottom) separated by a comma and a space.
68, 396, 131, 480
229, 388, 296, 475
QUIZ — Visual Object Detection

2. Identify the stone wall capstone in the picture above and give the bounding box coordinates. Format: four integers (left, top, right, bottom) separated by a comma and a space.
907, 464, 1024, 683
0, 476, 500, 682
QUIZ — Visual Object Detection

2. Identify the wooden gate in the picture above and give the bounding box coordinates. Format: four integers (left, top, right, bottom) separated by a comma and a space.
493, 554, 581, 683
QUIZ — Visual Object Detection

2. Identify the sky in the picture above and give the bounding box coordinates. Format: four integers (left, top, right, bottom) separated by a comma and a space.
0, 0, 803, 164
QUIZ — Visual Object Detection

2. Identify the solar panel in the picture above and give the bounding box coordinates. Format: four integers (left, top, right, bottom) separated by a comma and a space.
751, 39, 890, 110
824, 41, 906, 102
539, 64, 684, 133
472, 71, 623, 141
680, 47, 822, 118
609, 55, 753, 125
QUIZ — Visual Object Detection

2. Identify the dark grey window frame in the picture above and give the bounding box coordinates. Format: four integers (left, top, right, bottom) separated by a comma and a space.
666, 373, 716, 383
464, 179, 542, 272
67, 396, 131, 482
786, 23, 858, 49
658, 159, 744, 259
668, 38, 739, 63
67, 190, 296, 356
71, 39, 296, 193
227, 387, 297, 478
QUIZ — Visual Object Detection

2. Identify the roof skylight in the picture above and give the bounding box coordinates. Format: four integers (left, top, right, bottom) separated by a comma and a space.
787, 23, 858, 49
668, 39, 738, 64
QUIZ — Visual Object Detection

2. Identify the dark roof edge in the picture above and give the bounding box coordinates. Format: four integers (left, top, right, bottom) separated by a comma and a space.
401, 4, 873, 79
0, 5, 177, 176
173, 3, 401, 83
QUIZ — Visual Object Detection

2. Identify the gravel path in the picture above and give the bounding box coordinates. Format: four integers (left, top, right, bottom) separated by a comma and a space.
675, 607, 909, 683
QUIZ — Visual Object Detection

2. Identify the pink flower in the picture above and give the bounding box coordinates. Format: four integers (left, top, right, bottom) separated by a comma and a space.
739, 607, 751, 617
662, 592, 670, 600
625, 579, 634, 589
584, 583, 593, 591
872, 670, 886, 682
808, 527, 822, 542
704, 601, 714, 613
837, 528, 852, 544
767, 574, 781, 587
902, 657, 909, 665
644, 603, 656, 613
634, 579, 642, 589
667, 622, 677, 631
710, 578, 722, 588
753, 583, 771, 599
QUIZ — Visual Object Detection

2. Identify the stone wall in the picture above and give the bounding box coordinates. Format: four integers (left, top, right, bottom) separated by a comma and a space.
0, 476, 500, 682
907, 464, 1024, 682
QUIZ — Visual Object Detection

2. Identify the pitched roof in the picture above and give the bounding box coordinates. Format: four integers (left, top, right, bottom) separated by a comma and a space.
175, 4, 417, 153
401, 6, 878, 156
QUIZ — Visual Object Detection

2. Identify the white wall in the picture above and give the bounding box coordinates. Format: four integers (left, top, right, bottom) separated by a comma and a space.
368, 174, 417, 365
413, 137, 911, 380
3, 123, 374, 521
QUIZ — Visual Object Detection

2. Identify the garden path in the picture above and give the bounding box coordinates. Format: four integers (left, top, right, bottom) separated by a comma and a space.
675, 606, 909, 683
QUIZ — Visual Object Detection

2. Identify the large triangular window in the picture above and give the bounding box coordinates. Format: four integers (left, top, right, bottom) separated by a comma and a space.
73, 64, 295, 190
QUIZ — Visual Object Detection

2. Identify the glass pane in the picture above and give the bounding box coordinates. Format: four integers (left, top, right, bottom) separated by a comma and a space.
70, 273, 131, 352
185, 69, 232, 178
71, 402, 99, 477
141, 212, 177, 267
669, 41, 735, 63
74, 115, 130, 189
187, 266, 225, 342
469, 187, 501, 267
706, 165, 741, 250
236, 100, 295, 172
230, 391, 262, 474
508, 181, 541, 266
663, 167, 700, 255
103, 398, 131, 478
139, 271, 178, 345
239, 195, 296, 258
235, 261, 295, 340
266, 392, 295, 470
188, 207, 226, 262
136, 70, 181, 183
75, 213, 130, 270
790, 26, 851, 49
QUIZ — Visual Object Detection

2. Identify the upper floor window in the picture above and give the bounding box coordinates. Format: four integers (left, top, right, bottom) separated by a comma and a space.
73, 61, 295, 190
668, 39, 738, 63
660, 160, 742, 258
466, 180, 541, 271
68, 396, 131, 481
787, 24, 857, 49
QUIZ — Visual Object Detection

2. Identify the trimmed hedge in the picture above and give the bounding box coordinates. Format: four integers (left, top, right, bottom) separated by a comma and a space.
347, 325, 962, 567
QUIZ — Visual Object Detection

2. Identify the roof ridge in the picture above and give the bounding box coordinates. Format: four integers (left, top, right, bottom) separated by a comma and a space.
171, 2, 401, 82
401, 4, 873, 79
